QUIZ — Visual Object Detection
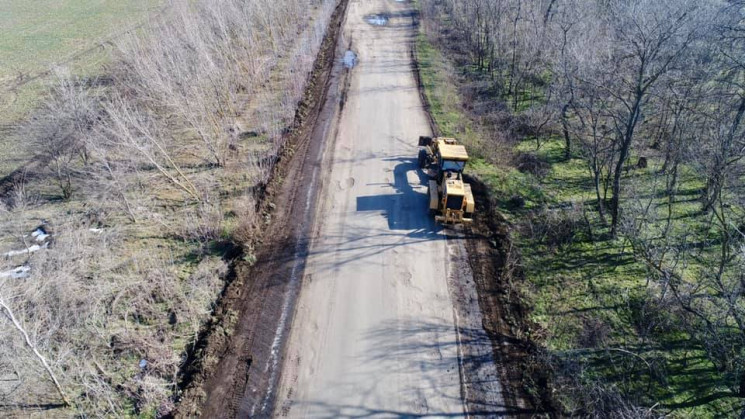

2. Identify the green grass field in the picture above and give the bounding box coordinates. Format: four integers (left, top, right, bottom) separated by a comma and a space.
0, 0, 162, 176
0, 0, 161, 82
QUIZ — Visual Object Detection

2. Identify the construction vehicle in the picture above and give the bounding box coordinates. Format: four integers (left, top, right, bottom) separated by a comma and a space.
418, 136, 475, 224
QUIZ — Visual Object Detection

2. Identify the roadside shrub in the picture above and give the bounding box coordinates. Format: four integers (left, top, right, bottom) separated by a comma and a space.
539, 349, 659, 418
232, 194, 257, 246
509, 112, 537, 138
23, 71, 98, 200
182, 200, 224, 244
6, 171, 39, 211
577, 317, 611, 348
507, 195, 526, 209
516, 152, 550, 178
625, 289, 677, 342
525, 204, 589, 250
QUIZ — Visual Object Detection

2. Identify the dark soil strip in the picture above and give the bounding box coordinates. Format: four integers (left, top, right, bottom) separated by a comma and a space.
463, 178, 553, 416
173, 0, 350, 417
0, 159, 47, 201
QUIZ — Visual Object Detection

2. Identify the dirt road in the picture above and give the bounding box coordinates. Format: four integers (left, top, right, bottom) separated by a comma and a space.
274, 1, 503, 416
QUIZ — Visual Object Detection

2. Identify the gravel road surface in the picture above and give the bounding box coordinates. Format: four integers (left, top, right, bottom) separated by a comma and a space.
274, 1, 502, 417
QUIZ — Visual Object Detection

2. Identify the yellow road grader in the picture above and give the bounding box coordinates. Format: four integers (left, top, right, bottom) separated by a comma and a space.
418, 136, 474, 224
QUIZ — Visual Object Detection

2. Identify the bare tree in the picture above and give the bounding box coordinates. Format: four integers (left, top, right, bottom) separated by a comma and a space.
699, 4, 745, 213
602, 0, 706, 235
24, 69, 97, 199
0, 288, 70, 407
101, 93, 201, 201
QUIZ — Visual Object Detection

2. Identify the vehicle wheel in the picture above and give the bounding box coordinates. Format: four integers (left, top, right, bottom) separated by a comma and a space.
418, 149, 427, 168
418, 136, 432, 147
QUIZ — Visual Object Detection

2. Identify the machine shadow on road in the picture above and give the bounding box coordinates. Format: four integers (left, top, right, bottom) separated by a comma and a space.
356, 157, 444, 235
273, 157, 461, 275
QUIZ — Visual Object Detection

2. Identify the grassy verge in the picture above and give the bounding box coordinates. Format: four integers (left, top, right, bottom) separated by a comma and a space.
416, 32, 545, 212
416, 20, 741, 417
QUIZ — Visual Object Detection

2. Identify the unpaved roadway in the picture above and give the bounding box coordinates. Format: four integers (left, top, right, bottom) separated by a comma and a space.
275, 0, 503, 416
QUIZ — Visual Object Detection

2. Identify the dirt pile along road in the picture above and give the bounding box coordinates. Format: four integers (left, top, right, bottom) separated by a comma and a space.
274, 0, 505, 416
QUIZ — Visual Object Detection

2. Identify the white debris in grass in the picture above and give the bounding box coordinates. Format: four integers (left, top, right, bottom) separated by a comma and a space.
4, 226, 52, 258
3, 243, 48, 257
0, 265, 30, 279
31, 228, 49, 242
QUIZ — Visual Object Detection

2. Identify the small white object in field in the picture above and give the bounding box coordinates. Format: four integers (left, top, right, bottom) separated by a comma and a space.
0, 265, 30, 279
3, 243, 48, 257
31, 228, 49, 242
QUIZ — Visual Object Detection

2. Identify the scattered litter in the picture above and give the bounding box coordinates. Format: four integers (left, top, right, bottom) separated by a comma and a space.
4, 226, 53, 258
343, 50, 358, 68
31, 227, 49, 242
364, 14, 389, 26
139, 359, 148, 369
3, 243, 47, 258
0, 265, 30, 279
89, 228, 104, 233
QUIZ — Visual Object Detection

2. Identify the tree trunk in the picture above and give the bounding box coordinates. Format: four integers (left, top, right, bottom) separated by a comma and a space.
593, 164, 606, 223
0, 298, 71, 407
544, 0, 557, 25
702, 94, 745, 212
562, 101, 571, 159
611, 93, 643, 236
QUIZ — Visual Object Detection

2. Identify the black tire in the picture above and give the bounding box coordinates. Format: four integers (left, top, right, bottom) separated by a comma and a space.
427, 183, 437, 216
418, 136, 433, 147
418, 148, 428, 168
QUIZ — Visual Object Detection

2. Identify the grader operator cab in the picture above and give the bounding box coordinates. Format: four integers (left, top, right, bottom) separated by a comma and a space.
418, 136, 475, 224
